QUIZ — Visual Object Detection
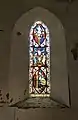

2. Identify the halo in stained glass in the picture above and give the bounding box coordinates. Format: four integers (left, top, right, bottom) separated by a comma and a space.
29, 21, 50, 97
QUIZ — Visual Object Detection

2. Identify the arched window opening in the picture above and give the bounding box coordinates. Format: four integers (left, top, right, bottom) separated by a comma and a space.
29, 21, 50, 97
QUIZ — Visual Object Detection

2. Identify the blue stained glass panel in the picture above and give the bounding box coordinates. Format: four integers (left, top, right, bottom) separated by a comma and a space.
29, 21, 50, 97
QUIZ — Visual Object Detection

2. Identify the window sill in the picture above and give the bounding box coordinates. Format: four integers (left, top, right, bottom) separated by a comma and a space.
9, 97, 66, 109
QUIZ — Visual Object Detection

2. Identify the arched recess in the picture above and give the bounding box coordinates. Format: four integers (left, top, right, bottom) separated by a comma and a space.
9, 7, 69, 107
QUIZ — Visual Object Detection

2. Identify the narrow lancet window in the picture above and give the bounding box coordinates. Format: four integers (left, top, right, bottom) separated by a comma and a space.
29, 21, 50, 97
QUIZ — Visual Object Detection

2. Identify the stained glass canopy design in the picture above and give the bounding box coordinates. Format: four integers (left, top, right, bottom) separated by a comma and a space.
29, 21, 50, 97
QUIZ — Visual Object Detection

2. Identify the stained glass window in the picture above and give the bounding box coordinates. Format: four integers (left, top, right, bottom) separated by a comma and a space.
29, 21, 50, 97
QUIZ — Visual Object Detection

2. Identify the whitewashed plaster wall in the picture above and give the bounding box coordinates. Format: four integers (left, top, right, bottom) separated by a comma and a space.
15, 108, 78, 120
8, 7, 69, 106
0, 106, 15, 120
0, 0, 78, 120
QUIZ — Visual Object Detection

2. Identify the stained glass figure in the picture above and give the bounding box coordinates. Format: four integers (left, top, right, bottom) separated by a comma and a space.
29, 21, 50, 97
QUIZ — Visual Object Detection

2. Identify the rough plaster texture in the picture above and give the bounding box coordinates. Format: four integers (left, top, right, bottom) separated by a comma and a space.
8, 7, 69, 106
13, 98, 65, 108
0, 0, 78, 119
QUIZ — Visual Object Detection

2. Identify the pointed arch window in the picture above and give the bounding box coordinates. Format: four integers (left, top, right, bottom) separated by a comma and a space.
29, 21, 50, 97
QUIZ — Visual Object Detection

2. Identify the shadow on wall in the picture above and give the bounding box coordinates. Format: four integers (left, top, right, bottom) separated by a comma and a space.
71, 43, 78, 60
0, 89, 27, 106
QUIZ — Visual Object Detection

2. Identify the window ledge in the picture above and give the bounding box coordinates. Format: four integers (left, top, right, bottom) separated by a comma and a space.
9, 97, 66, 109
